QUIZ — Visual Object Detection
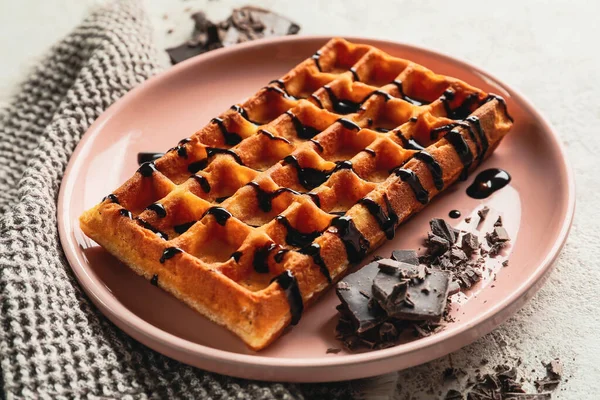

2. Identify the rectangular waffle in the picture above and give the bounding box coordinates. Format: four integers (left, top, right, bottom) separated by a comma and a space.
80, 38, 513, 350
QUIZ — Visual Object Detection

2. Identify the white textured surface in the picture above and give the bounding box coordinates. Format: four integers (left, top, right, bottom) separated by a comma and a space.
1, 0, 598, 398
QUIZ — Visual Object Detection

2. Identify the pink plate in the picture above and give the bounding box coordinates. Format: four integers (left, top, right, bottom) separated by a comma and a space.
58, 36, 574, 382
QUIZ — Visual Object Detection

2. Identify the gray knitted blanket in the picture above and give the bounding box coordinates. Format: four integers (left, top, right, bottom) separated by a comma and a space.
0, 2, 351, 398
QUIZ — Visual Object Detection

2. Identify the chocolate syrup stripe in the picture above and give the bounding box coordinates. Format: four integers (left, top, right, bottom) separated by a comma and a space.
282, 155, 354, 190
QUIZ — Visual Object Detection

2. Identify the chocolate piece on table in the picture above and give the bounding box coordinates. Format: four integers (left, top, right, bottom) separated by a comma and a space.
372, 261, 451, 321
461, 232, 479, 254
335, 261, 386, 333
486, 226, 510, 245
391, 249, 419, 265
428, 235, 450, 256
477, 206, 490, 221
430, 218, 457, 243
494, 216, 503, 227
167, 7, 300, 65
448, 280, 461, 295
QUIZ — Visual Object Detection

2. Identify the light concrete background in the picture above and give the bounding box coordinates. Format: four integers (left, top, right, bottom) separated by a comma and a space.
1, 0, 598, 398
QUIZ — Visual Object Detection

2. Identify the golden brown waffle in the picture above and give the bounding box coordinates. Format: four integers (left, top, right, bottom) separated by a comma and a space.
80, 38, 513, 350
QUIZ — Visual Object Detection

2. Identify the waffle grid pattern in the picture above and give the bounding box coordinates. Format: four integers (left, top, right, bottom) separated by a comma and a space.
80, 38, 513, 350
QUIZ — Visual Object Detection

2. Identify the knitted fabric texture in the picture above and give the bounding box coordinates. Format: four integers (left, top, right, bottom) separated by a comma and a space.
0, 2, 351, 398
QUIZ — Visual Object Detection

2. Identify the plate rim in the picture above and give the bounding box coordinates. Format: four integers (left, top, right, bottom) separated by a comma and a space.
57, 34, 575, 380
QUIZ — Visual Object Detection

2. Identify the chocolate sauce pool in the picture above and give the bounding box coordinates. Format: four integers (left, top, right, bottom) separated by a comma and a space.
466, 168, 511, 199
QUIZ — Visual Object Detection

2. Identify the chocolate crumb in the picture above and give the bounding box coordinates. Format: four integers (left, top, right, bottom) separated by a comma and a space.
494, 216, 503, 227
477, 206, 490, 221
502, 260, 509, 267
465, 217, 472, 223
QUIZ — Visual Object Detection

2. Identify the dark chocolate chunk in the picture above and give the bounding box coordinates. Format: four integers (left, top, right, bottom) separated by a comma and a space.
430, 218, 457, 243
377, 258, 401, 274
477, 206, 490, 221
167, 7, 300, 65
545, 358, 563, 379
335, 262, 386, 333
379, 322, 399, 342
462, 232, 479, 254
486, 226, 511, 244
450, 248, 467, 263
391, 249, 419, 265
372, 262, 451, 320
428, 235, 450, 256
448, 280, 461, 295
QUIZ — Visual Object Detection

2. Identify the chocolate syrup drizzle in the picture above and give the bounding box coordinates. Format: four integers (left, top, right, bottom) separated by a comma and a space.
173, 221, 196, 234
349, 67, 360, 81
483, 94, 514, 122
137, 152, 164, 164
282, 155, 354, 190
247, 181, 301, 212
119, 209, 133, 219
309, 139, 324, 152
150, 274, 159, 286
160, 247, 183, 263
276, 215, 322, 248
137, 217, 169, 240
146, 203, 167, 218
441, 90, 480, 120
271, 270, 303, 325
231, 251, 243, 262
310, 94, 324, 109
258, 129, 291, 144
466, 115, 489, 164
187, 147, 244, 173
137, 162, 157, 177
102, 194, 119, 204
445, 129, 474, 180
307, 192, 321, 207
394, 168, 429, 204
391, 80, 429, 106
330, 216, 370, 263
414, 151, 444, 190
171, 138, 191, 158
311, 50, 322, 71
363, 148, 376, 157
358, 194, 398, 240
298, 243, 332, 283
324, 86, 362, 114
336, 118, 361, 131
191, 174, 211, 193
253, 242, 279, 273
211, 117, 242, 146
285, 110, 321, 139
397, 132, 426, 151
202, 206, 232, 226
265, 85, 297, 101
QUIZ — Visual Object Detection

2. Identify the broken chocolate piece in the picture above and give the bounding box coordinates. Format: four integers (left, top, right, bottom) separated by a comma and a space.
391, 249, 419, 265
477, 206, 490, 221
378, 258, 401, 274
335, 262, 386, 334
428, 235, 450, 257
494, 216, 503, 227
545, 358, 563, 379
379, 322, 399, 342
167, 7, 300, 65
372, 261, 451, 320
462, 232, 479, 255
430, 218, 457, 243
486, 226, 510, 244
448, 280, 461, 295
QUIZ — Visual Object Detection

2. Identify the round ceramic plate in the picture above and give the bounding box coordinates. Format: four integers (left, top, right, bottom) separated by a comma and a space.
58, 36, 574, 382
